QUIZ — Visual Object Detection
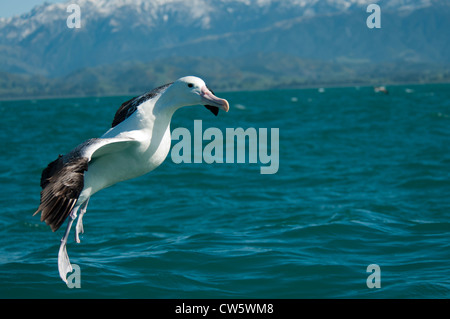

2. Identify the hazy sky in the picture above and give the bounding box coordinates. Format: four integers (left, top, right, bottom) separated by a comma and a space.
0, 0, 62, 18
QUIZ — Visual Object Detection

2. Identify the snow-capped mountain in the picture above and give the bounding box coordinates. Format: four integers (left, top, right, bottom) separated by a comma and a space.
0, 0, 448, 78
0, 0, 436, 35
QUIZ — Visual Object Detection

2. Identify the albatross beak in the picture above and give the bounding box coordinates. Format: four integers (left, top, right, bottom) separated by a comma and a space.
201, 86, 229, 116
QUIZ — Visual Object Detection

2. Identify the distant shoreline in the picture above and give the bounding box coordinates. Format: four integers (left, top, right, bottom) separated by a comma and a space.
1, 80, 449, 102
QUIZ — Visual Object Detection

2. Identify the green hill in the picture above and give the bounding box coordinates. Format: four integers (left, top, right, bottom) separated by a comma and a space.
1, 54, 449, 99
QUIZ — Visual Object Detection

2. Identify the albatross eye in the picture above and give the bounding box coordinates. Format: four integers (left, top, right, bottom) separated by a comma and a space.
187, 83, 194, 88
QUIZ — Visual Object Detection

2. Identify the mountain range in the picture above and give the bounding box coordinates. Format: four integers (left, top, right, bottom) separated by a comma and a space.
0, 0, 449, 98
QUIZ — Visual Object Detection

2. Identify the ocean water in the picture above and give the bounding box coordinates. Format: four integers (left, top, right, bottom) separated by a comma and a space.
0, 83, 449, 299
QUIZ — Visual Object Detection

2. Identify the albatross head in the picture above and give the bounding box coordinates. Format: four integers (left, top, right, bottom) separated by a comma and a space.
161, 76, 229, 116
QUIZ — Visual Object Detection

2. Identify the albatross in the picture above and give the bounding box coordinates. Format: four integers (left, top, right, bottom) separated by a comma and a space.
33, 76, 229, 283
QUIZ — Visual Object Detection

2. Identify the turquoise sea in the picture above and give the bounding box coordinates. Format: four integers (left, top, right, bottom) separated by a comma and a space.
0, 83, 449, 298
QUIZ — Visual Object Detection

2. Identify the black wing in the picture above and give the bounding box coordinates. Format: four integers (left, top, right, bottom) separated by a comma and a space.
34, 138, 138, 231
111, 82, 173, 128
34, 155, 88, 232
